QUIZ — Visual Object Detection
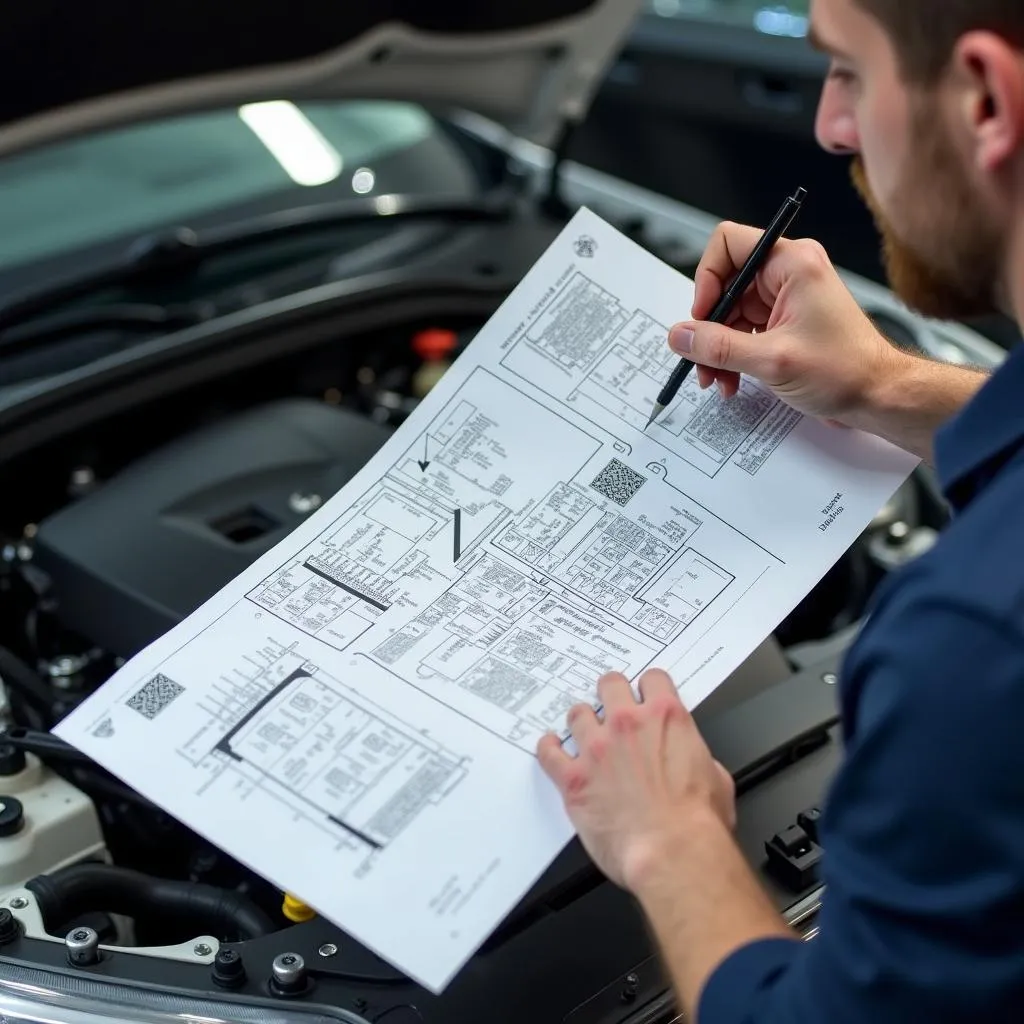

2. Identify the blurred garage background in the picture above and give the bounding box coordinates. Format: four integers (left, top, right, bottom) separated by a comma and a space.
574, 0, 1020, 351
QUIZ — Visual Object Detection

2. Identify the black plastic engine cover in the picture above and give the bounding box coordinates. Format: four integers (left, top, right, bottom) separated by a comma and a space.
34, 399, 392, 658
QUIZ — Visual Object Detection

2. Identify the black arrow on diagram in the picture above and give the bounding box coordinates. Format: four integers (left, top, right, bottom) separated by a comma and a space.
418, 435, 431, 473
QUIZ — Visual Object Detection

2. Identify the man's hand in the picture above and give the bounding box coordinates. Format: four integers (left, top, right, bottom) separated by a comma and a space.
539, 670, 793, 1016
536, 669, 735, 894
673, 222, 898, 423
671, 221, 989, 463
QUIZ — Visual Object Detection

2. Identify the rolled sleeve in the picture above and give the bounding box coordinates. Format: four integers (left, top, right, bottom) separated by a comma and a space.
696, 578, 1024, 1024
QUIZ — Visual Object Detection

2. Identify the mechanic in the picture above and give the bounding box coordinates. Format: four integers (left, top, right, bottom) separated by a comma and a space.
537, 1, 1024, 1022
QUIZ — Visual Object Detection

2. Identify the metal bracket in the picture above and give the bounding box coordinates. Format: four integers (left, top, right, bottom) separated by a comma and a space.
0, 889, 219, 964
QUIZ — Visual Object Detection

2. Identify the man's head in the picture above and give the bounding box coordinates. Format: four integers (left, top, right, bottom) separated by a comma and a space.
811, 0, 1024, 320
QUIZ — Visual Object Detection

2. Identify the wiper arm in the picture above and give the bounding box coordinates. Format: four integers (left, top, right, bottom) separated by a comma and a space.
0, 192, 515, 342
0, 303, 203, 353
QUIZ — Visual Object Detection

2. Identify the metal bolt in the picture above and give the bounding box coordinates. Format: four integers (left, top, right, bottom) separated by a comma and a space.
888, 520, 911, 543
193, 942, 213, 957
289, 492, 323, 515
70, 467, 96, 492
271, 952, 307, 993
8, 897, 28, 910
621, 971, 640, 1003
47, 654, 91, 685
66, 925, 100, 966
212, 947, 245, 988
822, 673, 838, 686
318, 943, 338, 958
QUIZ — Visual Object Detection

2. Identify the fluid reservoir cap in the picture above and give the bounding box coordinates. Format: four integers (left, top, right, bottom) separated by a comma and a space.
411, 327, 457, 362
0, 796, 24, 837
0, 744, 26, 777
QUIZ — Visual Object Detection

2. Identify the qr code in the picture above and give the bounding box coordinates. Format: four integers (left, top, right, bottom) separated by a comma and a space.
125, 673, 185, 720
590, 458, 647, 506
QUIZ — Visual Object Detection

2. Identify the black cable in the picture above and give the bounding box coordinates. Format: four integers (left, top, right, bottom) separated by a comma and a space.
0, 644, 54, 715
372, 1005, 426, 1024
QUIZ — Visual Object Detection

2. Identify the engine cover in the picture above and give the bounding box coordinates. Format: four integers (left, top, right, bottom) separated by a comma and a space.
34, 399, 392, 658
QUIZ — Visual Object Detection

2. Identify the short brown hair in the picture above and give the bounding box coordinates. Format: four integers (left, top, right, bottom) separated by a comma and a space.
855, 0, 1024, 82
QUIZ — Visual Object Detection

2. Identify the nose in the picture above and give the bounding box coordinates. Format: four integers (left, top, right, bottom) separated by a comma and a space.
814, 79, 859, 155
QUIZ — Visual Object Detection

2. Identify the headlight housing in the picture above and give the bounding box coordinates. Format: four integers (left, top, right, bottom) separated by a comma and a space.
0, 963, 370, 1024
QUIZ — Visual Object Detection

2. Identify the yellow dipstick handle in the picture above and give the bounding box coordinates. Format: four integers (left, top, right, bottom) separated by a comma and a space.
282, 893, 316, 922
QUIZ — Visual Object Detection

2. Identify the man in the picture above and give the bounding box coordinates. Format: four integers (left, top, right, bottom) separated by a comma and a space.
537, 1, 1024, 1021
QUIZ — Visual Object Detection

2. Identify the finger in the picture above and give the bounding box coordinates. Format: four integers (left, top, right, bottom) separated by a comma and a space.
691, 222, 769, 319
696, 365, 716, 390
670, 321, 785, 382
714, 759, 735, 796
713, 760, 738, 830
738, 287, 772, 330
637, 668, 678, 703
694, 225, 828, 323
597, 672, 635, 713
537, 732, 573, 788
716, 374, 741, 399
567, 702, 601, 745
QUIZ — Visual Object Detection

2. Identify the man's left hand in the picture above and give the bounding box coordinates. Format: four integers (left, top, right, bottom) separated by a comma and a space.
537, 669, 736, 894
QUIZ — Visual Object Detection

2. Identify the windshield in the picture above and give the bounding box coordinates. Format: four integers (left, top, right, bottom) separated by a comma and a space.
0, 100, 480, 276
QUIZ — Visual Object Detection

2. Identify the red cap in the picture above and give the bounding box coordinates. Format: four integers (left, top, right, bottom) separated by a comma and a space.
412, 327, 457, 362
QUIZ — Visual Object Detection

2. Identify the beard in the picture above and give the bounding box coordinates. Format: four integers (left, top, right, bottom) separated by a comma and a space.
849, 104, 1004, 321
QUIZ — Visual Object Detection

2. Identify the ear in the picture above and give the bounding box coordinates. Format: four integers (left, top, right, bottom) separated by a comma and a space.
951, 31, 1024, 174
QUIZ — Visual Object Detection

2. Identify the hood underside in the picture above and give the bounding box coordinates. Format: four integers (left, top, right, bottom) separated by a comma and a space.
1, 1, 643, 157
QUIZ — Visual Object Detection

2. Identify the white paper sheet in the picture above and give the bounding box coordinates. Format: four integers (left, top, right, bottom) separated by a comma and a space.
54, 208, 918, 992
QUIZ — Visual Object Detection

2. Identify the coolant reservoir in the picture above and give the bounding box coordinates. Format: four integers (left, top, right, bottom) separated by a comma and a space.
0, 747, 106, 888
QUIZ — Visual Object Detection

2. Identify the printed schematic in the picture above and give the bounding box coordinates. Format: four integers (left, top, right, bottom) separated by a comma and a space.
500, 270, 804, 479
53, 206, 921, 995
174, 640, 466, 857
245, 368, 781, 752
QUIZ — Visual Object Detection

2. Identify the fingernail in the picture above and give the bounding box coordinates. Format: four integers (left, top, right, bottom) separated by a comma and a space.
670, 327, 694, 354
717, 379, 727, 397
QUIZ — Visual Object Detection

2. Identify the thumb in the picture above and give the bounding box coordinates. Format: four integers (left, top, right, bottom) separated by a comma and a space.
669, 321, 775, 380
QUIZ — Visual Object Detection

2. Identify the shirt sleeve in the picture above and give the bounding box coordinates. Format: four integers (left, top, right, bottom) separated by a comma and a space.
697, 583, 1024, 1024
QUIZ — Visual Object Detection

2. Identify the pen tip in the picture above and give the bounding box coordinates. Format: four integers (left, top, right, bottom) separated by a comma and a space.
644, 404, 664, 431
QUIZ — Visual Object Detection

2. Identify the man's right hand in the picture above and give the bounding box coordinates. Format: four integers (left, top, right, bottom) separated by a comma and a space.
671, 221, 904, 426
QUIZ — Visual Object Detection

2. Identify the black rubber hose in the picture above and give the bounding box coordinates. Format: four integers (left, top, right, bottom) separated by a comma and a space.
26, 864, 275, 940
0, 645, 53, 718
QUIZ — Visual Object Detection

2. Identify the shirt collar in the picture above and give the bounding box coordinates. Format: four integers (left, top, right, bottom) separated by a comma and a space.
936, 342, 1024, 510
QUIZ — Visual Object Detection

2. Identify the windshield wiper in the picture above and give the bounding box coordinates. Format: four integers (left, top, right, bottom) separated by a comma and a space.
0, 193, 515, 349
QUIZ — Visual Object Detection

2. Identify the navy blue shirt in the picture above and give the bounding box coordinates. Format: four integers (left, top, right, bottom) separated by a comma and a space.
699, 343, 1024, 1024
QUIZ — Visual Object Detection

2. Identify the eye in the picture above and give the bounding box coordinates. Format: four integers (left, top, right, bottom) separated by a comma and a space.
828, 62, 857, 85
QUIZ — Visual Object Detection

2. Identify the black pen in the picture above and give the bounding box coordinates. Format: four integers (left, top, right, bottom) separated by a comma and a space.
645, 186, 808, 430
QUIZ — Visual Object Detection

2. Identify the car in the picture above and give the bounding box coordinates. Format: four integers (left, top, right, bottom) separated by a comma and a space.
0, 3, 1006, 1024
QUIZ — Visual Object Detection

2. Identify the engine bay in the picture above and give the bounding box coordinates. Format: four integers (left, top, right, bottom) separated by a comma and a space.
0, 218, 957, 1021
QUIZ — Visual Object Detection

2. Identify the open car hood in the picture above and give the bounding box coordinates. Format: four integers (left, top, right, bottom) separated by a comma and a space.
0, 1, 644, 157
